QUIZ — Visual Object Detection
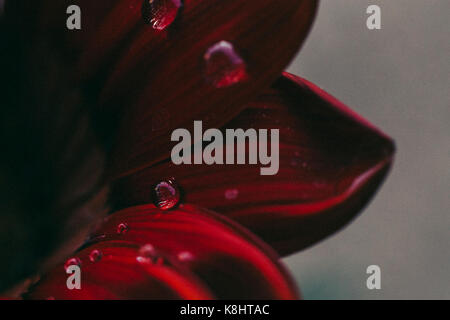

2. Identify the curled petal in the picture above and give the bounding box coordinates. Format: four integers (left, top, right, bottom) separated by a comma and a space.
112, 73, 395, 256
27, 205, 299, 299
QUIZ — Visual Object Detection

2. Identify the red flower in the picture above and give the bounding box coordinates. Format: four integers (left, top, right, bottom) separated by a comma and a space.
0, 0, 394, 299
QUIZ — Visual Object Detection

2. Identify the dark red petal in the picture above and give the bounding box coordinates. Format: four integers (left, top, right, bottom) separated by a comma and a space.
25, 240, 213, 300
111, 73, 395, 256
7, 0, 318, 177
99, 0, 318, 177
27, 204, 298, 299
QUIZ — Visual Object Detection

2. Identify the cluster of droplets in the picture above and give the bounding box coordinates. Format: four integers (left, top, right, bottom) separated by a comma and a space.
64, 249, 103, 272
141, 1, 248, 88
151, 178, 181, 210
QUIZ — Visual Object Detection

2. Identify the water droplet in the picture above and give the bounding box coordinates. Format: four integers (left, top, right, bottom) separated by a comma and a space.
152, 178, 180, 210
64, 257, 82, 271
224, 188, 239, 200
177, 251, 194, 262
136, 244, 163, 265
89, 249, 103, 263
142, 0, 182, 30
117, 223, 129, 235
204, 41, 249, 88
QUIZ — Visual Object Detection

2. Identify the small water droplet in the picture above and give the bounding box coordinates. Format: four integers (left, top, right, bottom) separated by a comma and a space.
152, 178, 180, 210
204, 41, 249, 88
224, 188, 239, 200
142, 0, 182, 30
89, 249, 103, 263
137, 244, 164, 265
177, 251, 194, 262
117, 223, 129, 235
64, 257, 82, 271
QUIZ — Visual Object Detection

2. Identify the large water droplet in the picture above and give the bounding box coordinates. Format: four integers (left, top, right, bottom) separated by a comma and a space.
89, 249, 103, 263
152, 178, 180, 210
204, 41, 249, 88
142, 0, 182, 30
117, 223, 129, 235
136, 244, 164, 265
64, 257, 82, 271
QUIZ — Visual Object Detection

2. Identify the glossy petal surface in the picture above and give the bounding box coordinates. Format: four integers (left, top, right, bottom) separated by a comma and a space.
27, 205, 298, 299
71, 0, 317, 177
112, 74, 395, 255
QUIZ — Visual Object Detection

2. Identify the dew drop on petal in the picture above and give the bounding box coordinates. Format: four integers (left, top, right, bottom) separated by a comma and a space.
204, 41, 249, 88
117, 222, 129, 235
224, 188, 239, 200
152, 178, 180, 210
142, 0, 182, 30
89, 249, 103, 263
64, 257, 82, 271
177, 251, 194, 262
136, 244, 163, 265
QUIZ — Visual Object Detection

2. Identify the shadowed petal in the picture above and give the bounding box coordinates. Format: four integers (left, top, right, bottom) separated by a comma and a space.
0, 0, 317, 290
111, 73, 395, 256
26, 204, 299, 299
5, 0, 318, 177
98, 0, 318, 177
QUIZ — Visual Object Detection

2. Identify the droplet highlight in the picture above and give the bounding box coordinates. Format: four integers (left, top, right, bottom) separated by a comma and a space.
89, 249, 103, 263
204, 41, 249, 88
136, 244, 163, 265
152, 178, 181, 210
142, 0, 182, 30
117, 223, 129, 235
64, 257, 82, 271
224, 188, 239, 200
177, 251, 194, 262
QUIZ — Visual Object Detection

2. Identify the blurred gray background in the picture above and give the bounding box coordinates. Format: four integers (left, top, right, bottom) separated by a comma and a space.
285, 0, 449, 299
